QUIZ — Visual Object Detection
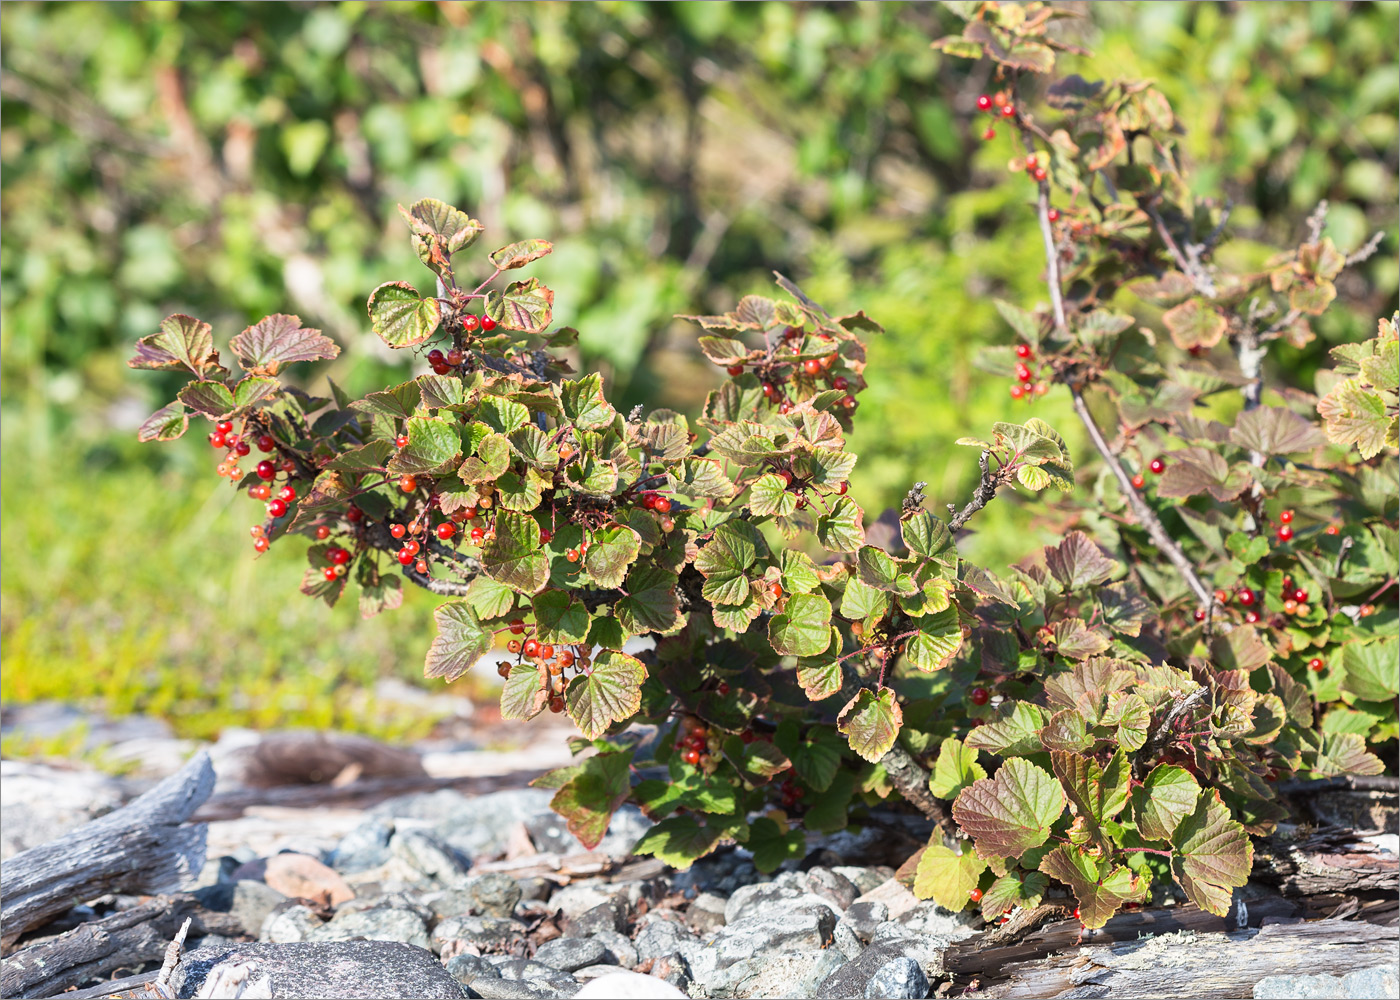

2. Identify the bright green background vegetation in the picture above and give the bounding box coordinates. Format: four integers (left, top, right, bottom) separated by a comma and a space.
2, 1, 1395, 750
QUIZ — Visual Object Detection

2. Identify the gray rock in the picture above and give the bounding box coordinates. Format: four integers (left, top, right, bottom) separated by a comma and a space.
330, 818, 395, 873
446, 952, 503, 987
591, 929, 637, 968
497, 957, 578, 988
893, 901, 975, 940
194, 880, 287, 937
723, 883, 806, 924
0, 759, 126, 859
424, 888, 476, 923
260, 904, 325, 943
644, 953, 691, 993
685, 892, 728, 934
536, 937, 608, 973
700, 909, 837, 974
433, 915, 527, 954
866, 925, 953, 976
670, 852, 763, 896
550, 882, 631, 920
864, 957, 929, 999
841, 901, 889, 944
807, 867, 860, 912
834, 867, 893, 895
833, 920, 865, 961
526, 804, 652, 859
710, 949, 846, 998
574, 971, 688, 998
168, 941, 465, 998
391, 829, 471, 886
335, 892, 435, 928
519, 877, 554, 902
1253, 965, 1400, 999
195, 854, 242, 888
563, 898, 628, 937
819, 940, 947, 999
307, 907, 431, 950
472, 979, 571, 1000
471, 872, 524, 918
633, 914, 698, 964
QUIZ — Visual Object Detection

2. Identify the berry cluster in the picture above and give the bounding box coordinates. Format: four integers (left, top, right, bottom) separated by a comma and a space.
716, 324, 857, 414
974, 91, 1016, 140
675, 716, 718, 770
389, 490, 499, 575
1129, 456, 1167, 491
1007, 342, 1049, 401
498, 616, 592, 715
199, 416, 312, 553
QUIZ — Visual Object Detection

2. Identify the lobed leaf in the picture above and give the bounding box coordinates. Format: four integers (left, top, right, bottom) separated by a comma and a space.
837, 687, 903, 762
565, 650, 646, 739
230, 314, 339, 375
913, 843, 986, 910
368, 281, 441, 348
424, 601, 493, 682
952, 758, 1066, 860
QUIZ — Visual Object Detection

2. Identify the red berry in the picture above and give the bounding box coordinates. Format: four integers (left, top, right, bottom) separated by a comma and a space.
655, 497, 672, 514
1010, 384, 1026, 400
1325, 524, 1340, 536
1015, 343, 1033, 359
1047, 208, 1061, 222
642, 493, 658, 510
395, 434, 409, 448
1149, 458, 1166, 474
970, 687, 990, 706
437, 522, 456, 540
329, 547, 351, 565
256, 461, 276, 481
1025, 154, 1038, 170
1000, 103, 1015, 118
233, 440, 251, 456
432, 363, 451, 375
1194, 609, 1206, 622
315, 525, 331, 540
558, 650, 575, 668
1131, 474, 1146, 490
471, 527, 486, 543
661, 517, 675, 532
323, 567, 338, 581
539, 528, 553, 544
771, 582, 783, 599
462, 314, 480, 333
1295, 603, 1310, 616
761, 382, 777, 399
1292, 588, 1308, 603
1033, 381, 1049, 396
1214, 589, 1229, 603
405, 539, 420, 556
717, 682, 731, 696
1309, 657, 1324, 672
566, 548, 580, 562
278, 486, 297, 503
1015, 362, 1033, 382
253, 536, 270, 553
1276, 525, 1294, 542
727, 364, 744, 377
1032, 166, 1047, 182
250, 484, 271, 500
346, 505, 363, 523
427, 349, 445, 365
397, 548, 414, 565
256, 434, 276, 452
1283, 599, 1298, 614
835, 482, 848, 495
778, 400, 792, 415
390, 523, 407, 539
1279, 509, 1294, 524
1245, 610, 1261, 624
842, 395, 857, 409
832, 376, 849, 391
682, 748, 701, 765
266, 498, 288, 517
539, 644, 555, 660
398, 475, 417, 493
1073, 906, 1082, 922
982, 126, 996, 140
1238, 588, 1255, 606
783, 325, 803, 341
480, 315, 497, 331
509, 619, 526, 635
803, 359, 822, 376
523, 639, 541, 658
969, 888, 984, 903
446, 349, 464, 366
976, 94, 992, 111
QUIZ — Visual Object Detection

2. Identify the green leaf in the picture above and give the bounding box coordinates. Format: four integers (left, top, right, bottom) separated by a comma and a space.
913, 843, 986, 910
137, 402, 189, 442
500, 662, 550, 721
1103, 692, 1150, 751
506, 425, 560, 469
549, 749, 633, 850
458, 433, 511, 483
399, 197, 482, 254
177, 380, 236, 418
929, 737, 986, 800
965, 702, 1051, 757
1132, 764, 1201, 841
750, 473, 799, 517
632, 814, 735, 869
616, 566, 683, 636
418, 373, 476, 411
952, 758, 1066, 860
769, 592, 833, 657
585, 525, 642, 589
229, 314, 339, 375
1039, 845, 1147, 928
354, 379, 422, 421
980, 869, 1048, 921
840, 578, 889, 622
775, 723, 843, 792
500, 276, 554, 333
128, 314, 223, 377
482, 510, 550, 593
477, 395, 531, 435
747, 816, 806, 873
424, 601, 493, 682
1052, 749, 1129, 847
1342, 637, 1400, 701
465, 575, 516, 621
667, 458, 735, 500
1170, 790, 1253, 916
495, 466, 547, 512
1051, 619, 1112, 660
1230, 407, 1328, 455
817, 496, 865, 553
358, 569, 403, 620
389, 416, 462, 475
368, 281, 441, 348
901, 509, 954, 561
795, 640, 845, 702
563, 453, 619, 496
1045, 531, 1117, 591
695, 521, 764, 605
837, 687, 902, 762
1317, 378, 1395, 459
490, 238, 553, 270
1039, 709, 1093, 753
1310, 732, 1386, 777
533, 589, 590, 644
558, 373, 618, 431
994, 298, 1043, 346
740, 741, 791, 779
565, 649, 646, 739
857, 546, 910, 593
1163, 297, 1227, 351
780, 550, 821, 594
905, 607, 964, 671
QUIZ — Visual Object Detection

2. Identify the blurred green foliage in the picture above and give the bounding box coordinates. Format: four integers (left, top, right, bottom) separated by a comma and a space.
2, 1, 1395, 738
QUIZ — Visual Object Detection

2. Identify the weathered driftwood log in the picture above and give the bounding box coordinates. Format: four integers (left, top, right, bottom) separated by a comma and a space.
0, 750, 214, 950
1253, 832, 1399, 895
0, 894, 243, 999
977, 919, 1399, 999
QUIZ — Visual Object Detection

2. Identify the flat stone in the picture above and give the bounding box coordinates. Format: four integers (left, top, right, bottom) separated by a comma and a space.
562, 897, 628, 936
330, 818, 395, 874
0, 758, 126, 859
685, 892, 728, 934
833, 867, 894, 895
194, 880, 287, 937
841, 900, 890, 943
807, 867, 860, 911
698, 910, 836, 976
591, 929, 637, 968
471, 978, 571, 1000
261, 852, 355, 907
433, 915, 528, 954
710, 949, 846, 998
893, 901, 975, 940
818, 940, 946, 999
633, 913, 698, 964
260, 904, 325, 943
470, 872, 524, 918
851, 879, 920, 920
307, 907, 431, 950
550, 883, 629, 921
1253, 964, 1400, 999
335, 892, 434, 927
391, 829, 471, 887
425, 888, 476, 922
833, 920, 865, 960
445, 952, 502, 987
574, 971, 688, 998
496, 957, 579, 989
724, 883, 840, 924
536, 937, 608, 973
864, 957, 929, 999
168, 941, 465, 998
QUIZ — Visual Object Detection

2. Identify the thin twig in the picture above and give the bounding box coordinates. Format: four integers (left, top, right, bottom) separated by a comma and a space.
948, 451, 1008, 532
1345, 230, 1386, 266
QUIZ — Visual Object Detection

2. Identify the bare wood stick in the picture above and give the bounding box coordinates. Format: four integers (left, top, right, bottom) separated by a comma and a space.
0, 751, 214, 950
